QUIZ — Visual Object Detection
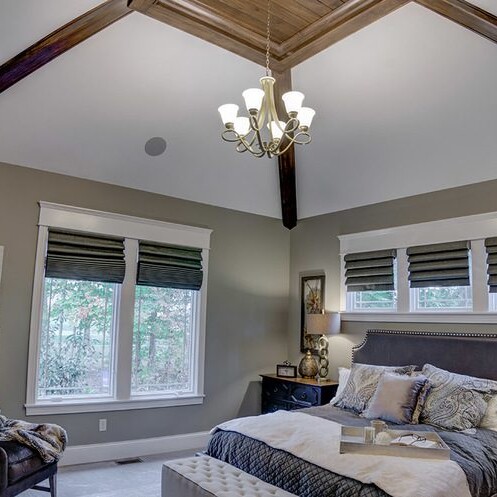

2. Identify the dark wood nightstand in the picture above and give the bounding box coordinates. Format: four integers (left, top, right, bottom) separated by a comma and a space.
260, 374, 338, 414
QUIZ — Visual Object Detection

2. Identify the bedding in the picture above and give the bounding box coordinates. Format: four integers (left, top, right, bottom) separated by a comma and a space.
334, 363, 415, 413
362, 373, 428, 424
207, 405, 497, 497
421, 364, 497, 431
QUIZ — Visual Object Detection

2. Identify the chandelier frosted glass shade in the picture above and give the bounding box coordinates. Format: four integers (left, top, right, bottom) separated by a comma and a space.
218, 76, 315, 158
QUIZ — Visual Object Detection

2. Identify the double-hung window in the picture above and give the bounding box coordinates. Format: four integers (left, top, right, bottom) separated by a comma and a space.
345, 249, 397, 311
407, 241, 472, 311
26, 202, 211, 415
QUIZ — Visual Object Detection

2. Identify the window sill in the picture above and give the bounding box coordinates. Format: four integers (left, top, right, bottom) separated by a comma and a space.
341, 312, 497, 324
25, 394, 205, 415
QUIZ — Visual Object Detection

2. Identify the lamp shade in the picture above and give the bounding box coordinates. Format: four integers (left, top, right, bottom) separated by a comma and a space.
218, 104, 239, 126
306, 312, 340, 335
297, 107, 316, 128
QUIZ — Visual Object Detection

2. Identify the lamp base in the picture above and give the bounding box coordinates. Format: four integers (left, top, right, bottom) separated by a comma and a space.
317, 334, 329, 378
298, 350, 318, 378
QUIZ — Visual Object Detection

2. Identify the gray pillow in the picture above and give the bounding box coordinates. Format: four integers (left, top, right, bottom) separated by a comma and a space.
335, 363, 416, 413
421, 364, 497, 431
363, 373, 428, 424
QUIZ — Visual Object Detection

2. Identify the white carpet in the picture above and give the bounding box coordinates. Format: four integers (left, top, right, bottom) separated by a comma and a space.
22, 449, 203, 497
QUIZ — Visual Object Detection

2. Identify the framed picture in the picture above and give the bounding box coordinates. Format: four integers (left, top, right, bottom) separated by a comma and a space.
300, 274, 325, 354
276, 364, 297, 378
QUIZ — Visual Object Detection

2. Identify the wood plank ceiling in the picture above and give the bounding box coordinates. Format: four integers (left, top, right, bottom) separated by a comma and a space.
1, 0, 496, 228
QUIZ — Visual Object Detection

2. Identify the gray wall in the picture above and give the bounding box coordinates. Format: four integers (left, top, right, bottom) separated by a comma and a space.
289, 179, 497, 376
0, 162, 290, 445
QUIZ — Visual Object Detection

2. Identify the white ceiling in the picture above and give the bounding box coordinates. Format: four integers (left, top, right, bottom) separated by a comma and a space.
0, 2, 496, 220
293, 2, 497, 218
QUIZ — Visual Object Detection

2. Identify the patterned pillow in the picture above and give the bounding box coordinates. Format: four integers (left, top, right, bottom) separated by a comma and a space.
334, 363, 416, 413
420, 364, 497, 431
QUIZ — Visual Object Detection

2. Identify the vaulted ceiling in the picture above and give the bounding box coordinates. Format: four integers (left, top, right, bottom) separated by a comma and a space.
0, 0, 496, 222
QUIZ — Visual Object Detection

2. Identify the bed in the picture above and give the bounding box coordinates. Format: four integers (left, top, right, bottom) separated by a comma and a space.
206, 330, 497, 497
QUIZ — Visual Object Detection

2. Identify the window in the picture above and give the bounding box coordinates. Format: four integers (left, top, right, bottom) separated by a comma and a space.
38, 279, 117, 399
408, 241, 472, 312
27, 202, 211, 415
339, 212, 497, 322
412, 286, 472, 311
349, 290, 397, 311
132, 286, 195, 395
345, 249, 397, 312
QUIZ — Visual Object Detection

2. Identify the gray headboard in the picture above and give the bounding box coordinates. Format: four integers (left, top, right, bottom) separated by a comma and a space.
353, 330, 497, 381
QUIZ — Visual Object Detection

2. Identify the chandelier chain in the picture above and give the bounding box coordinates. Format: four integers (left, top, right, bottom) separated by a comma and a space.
265, 0, 271, 76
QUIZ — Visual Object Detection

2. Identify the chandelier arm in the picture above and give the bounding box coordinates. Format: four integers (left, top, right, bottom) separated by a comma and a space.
291, 131, 312, 145
235, 133, 267, 158
221, 129, 242, 143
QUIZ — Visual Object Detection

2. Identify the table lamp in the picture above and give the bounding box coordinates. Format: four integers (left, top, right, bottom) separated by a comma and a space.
306, 311, 341, 378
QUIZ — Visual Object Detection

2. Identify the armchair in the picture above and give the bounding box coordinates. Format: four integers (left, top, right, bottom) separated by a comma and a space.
0, 441, 57, 497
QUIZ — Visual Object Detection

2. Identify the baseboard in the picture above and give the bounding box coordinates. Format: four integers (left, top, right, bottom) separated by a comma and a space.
60, 431, 211, 467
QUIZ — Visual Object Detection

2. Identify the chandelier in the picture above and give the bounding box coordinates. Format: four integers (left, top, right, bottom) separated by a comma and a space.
217, 0, 315, 159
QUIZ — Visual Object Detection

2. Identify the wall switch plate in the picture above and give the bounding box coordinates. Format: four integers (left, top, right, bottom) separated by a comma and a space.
99, 418, 107, 432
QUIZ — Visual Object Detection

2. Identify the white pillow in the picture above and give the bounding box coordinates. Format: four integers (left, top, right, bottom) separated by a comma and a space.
480, 395, 497, 431
329, 367, 350, 405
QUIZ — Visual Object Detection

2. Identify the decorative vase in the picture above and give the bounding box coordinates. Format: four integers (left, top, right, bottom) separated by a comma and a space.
298, 350, 318, 378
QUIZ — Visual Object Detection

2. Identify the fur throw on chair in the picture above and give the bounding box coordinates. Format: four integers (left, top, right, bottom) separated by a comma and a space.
0, 415, 67, 463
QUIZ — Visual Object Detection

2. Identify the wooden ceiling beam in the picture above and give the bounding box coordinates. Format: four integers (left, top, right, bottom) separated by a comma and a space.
128, 0, 286, 71
0, 0, 131, 95
278, 0, 411, 70
273, 69, 298, 230
415, 0, 497, 44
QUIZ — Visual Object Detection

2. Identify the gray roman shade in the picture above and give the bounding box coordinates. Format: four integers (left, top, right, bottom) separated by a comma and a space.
407, 241, 470, 288
345, 249, 396, 292
485, 238, 497, 293
45, 230, 125, 283
137, 242, 203, 291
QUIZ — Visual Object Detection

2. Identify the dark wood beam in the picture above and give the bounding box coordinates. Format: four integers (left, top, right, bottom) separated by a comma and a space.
273, 69, 298, 230
0, 0, 131, 94
128, 0, 285, 71
415, 0, 497, 44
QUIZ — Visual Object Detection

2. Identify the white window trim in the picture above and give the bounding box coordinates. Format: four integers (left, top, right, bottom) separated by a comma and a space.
339, 211, 497, 324
26, 202, 212, 416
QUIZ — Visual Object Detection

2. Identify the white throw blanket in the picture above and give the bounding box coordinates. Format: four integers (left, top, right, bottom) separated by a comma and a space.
212, 411, 471, 497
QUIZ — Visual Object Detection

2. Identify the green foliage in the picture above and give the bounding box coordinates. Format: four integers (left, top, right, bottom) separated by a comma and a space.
39, 278, 114, 397
132, 286, 193, 393
38, 279, 194, 399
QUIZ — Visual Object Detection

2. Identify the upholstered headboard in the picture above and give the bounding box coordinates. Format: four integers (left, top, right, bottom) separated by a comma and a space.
353, 330, 497, 381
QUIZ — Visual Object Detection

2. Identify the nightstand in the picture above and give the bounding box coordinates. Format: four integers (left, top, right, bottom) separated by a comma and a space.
260, 374, 338, 414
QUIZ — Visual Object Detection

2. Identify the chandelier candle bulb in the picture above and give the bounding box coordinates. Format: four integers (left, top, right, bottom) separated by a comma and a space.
297, 107, 316, 130
234, 117, 250, 137
218, 104, 239, 126
268, 120, 286, 141
282, 91, 305, 115
242, 88, 265, 113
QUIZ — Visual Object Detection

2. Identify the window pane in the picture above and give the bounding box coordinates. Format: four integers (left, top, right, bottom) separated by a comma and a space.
38, 278, 116, 399
490, 293, 497, 311
414, 286, 472, 310
350, 290, 397, 310
132, 286, 195, 395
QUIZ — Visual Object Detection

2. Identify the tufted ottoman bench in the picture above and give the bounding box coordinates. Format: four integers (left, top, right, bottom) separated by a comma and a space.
162, 455, 297, 497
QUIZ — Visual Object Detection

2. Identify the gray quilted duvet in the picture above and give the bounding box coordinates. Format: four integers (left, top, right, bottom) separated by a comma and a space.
206, 405, 497, 497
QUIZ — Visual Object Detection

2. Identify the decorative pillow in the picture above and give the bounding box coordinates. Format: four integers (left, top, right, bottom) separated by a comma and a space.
421, 364, 497, 431
363, 373, 428, 424
334, 363, 416, 413
329, 367, 350, 405
411, 379, 431, 424
480, 395, 497, 431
